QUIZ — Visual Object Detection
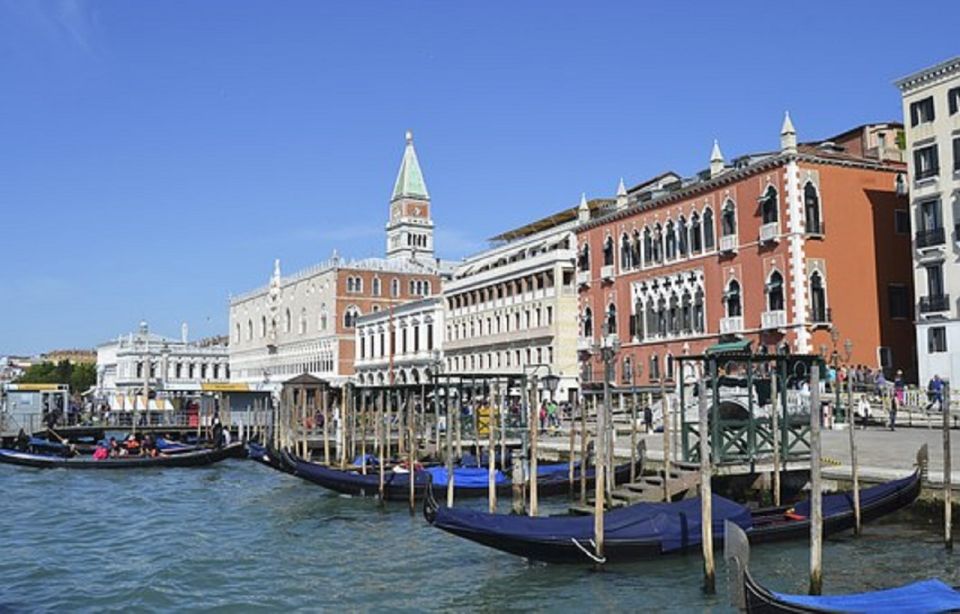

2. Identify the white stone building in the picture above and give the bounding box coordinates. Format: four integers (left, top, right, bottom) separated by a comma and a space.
95, 321, 229, 409
896, 57, 960, 389
354, 297, 444, 387
440, 197, 611, 401
228, 132, 450, 391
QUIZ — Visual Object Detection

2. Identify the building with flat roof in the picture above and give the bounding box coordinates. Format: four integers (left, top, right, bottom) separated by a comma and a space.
895, 57, 960, 389
576, 115, 913, 388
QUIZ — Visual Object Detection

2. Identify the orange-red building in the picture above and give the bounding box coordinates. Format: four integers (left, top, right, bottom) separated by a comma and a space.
576, 117, 914, 386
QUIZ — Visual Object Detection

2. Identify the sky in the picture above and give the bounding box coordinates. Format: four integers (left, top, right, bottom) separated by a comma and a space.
1, 0, 958, 355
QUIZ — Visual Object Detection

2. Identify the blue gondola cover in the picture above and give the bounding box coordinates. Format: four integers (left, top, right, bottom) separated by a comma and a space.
772, 579, 960, 613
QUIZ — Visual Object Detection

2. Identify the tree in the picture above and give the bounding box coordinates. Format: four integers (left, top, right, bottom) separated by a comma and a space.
16, 360, 97, 395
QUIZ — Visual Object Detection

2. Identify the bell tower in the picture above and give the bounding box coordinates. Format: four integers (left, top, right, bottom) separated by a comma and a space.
386, 130, 434, 262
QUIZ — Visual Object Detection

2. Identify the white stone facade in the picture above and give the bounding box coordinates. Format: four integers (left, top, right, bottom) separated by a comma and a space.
442, 218, 580, 400
896, 57, 960, 389
354, 297, 444, 387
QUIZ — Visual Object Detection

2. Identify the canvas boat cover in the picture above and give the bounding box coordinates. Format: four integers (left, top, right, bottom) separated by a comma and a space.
433, 494, 753, 553
793, 472, 916, 518
772, 579, 960, 613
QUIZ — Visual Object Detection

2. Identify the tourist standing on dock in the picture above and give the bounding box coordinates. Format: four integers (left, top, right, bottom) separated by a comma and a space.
926, 375, 945, 412
894, 370, 906, 407
643, 405, 653, 433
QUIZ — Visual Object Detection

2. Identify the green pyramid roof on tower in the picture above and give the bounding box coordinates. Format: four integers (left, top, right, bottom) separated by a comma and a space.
392, 130, 430, 201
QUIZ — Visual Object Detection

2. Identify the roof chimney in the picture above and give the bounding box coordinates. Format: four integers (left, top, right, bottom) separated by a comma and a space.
780, 111, 797, 155
710, 140, 724, 178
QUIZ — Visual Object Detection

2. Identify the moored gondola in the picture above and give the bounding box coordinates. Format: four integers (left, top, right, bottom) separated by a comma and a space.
247, 441, 295, 474
424, 469, 921, 564
724, 520, 960, 613
277, 449, 639, 501
0, 441, 246, 470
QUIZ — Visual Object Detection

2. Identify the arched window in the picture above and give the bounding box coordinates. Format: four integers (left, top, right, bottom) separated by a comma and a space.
260, 316, 267, 338
606, 303, 617, 336
725, 280, 742, 317
299, 308, 307, 334
284, 309, 291, 333
810, 272, 827, 322
372, 277, 382, 297
319, 304, 328, 331
694, 287, 705, 332
665, 220, 677, 260
622, 356, 633, 383
631, 230, 642, 268
703, 208, 715, 250
767, 271, 784, 311
690, 213, 702, 253
650, 354, 660, 380
668, 293, 680, 334
424, 281, 431, 296
721, 199, 737, 236
582, 307, 593, 338
234, 323, 241, 343
804, 183, 822, 234
653, 224, 663, 263
579, 244, 590, 272
246, 319, 253, 341
391, 278, 400, 297
678, 216, 689, 257
645, 299, 657, 337
620, 233, 632, 270
343, 306, 361, 328
643, 227, 653, 264
657, 296, 667, 335
666, 354, 674, 380
603, 236, 614, 266
761, 186, 778, 224
681, 291, 692, 332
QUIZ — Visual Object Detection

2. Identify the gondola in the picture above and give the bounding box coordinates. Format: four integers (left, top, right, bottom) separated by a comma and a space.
724, 520, 960, 613
0, 441, 246, 469
423, 469, 921, 564
278, 449, 639, 502
247, 441, 295, 474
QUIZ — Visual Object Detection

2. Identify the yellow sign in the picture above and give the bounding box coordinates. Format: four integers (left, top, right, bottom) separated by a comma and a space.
8, 383, 65, 392
200, 382, 250, 392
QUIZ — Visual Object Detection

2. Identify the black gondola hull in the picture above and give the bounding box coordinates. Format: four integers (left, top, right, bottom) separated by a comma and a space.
0, 442, 245, 469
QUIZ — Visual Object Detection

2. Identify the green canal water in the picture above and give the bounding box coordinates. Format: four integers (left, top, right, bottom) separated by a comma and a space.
1, 458, 957, 612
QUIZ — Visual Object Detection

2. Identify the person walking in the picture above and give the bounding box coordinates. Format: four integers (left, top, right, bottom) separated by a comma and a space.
926, 374, 944, 412
643, 405, 653, 434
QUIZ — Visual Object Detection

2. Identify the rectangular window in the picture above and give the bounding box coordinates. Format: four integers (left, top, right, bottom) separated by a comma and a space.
894, 210, 910, 234
888, 285, 910, 319
950, 87, 960, 116
919, 199, 943, 232
910, 96, 935, 126
927, 263, 945, 297
954, 137, 960, 172
427, 324, 433, 350
878, 347, 893, 370
914, 145, 939, 180
929, 326, 948, 353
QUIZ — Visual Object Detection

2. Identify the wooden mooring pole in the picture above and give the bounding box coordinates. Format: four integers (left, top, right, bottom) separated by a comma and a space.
809, 366, 823, 596
771, 371, 781, 507
944, 387, 952, 550
488, 392, 497, 514
378, 390, 386, 506
847, 378, 860, 535
408, 393, 416, 515
661, 377, 671, 502
630, 380, 638, 484
580, 397, 588, 504
446, 384, 456, 508
698, 378, 715, 594
529, 375, 540, 517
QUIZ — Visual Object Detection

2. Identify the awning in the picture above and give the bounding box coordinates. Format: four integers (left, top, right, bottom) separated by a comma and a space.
201, 382, 250, 392
705, 339, 752, 355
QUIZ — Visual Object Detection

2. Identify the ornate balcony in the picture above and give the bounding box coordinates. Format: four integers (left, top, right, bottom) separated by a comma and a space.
919, 294, 950, 314
720, 316, 744, 334
600, 264, 615, 281
576, 270, 591, 287
761, 310, 786, 329
577, 337, 593, 353
719, 235, 738, 253
759, 222, 779, 244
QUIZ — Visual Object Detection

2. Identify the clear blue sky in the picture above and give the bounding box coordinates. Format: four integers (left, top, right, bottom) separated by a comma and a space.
2, 1, 957, 355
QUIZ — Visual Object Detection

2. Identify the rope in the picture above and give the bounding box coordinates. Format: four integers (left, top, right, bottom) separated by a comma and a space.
570, 537, 606, 564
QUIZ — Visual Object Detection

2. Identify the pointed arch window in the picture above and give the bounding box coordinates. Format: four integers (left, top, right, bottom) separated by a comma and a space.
284, 308, 292, 333
620, 233, 633, 271
668, 293, 680, 334
761, 186, 779, 224
657, 296, 667, 335
694, 287, 705, 332
582, 307, 593, 338
343, 306, 361, 329
606, 303, 617, 336
260, 316, 267, 338
804, 183, 822, 234
650, 354, 660, 380
643, 227, 653, 264
653, 224, 663, 263
703, 208, 715, 250
246, 320, 253, 341
372, 277, 382, 297
319, 304, 328, 331
666, 354, 675, 380
634, 299, 645, 341
725, 280, 742, 317
579, 245, 591, 272
690, 212, 702, 253
678, 216, 689, 257
603, 236, 614, 267
681, 291, 692, 332
631, 230, 642, 268
721, 200, 737, 237
810, 272, 827, 322
767, 271, 785, 311
665, 220, 677, 260
645, 299, 657, 337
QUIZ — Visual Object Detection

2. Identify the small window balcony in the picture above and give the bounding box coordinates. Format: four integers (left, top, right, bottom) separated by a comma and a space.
761, 310, 787, 330
810, 307, 832, 325
577, 337, 593, 353
600, 264, 615, 281
576, 270, 591, 288
719, 235, 738, 254
919, 294, 950, 314
805, 221, 825, 237
719, 316, 744, 334
915, 227, 946, 248
759, 222, 779, 244
915, 166, 939, 181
